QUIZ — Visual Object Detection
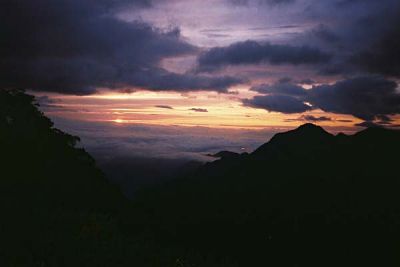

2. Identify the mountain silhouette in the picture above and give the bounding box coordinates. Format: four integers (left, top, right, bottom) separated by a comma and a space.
134, 122, 400, 266
2, 90, 400, 266
253, 123, 334, 157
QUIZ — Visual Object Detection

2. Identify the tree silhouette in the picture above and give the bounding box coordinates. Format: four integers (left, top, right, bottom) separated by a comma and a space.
0, 90, 127, 266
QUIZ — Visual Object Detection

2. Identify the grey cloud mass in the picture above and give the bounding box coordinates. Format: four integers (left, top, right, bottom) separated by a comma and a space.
0, 0, 242, 94
350, 12, 400, 78
244, 76, 400, 123
308, 76, 400, 121
301, 115, 332, 122
302, 0, 400, 78
200, 0, 400, 80
251, 82, 307, 96
286, 115, 332, 122
243, 94, 312, 114
197, 40, 332, 72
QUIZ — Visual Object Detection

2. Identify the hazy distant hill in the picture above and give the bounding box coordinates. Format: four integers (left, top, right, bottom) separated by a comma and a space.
2, 90, 400, 266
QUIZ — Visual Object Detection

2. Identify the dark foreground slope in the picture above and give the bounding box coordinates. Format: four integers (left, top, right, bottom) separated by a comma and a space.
0, 90, 129, 266
134, 124, 400, 266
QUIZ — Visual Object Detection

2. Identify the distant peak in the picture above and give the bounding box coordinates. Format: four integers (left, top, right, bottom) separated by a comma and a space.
293, 123, 329, 135
252, 123, 333, 157
297, 123, 323, 130
276, 123, 332, 141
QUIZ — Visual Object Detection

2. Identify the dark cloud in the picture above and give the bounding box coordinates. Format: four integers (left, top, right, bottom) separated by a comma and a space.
189, 108, 209, 113
299, 79, 316, 85
355, 114, 397, 128
300, 0, 400, 78
124, 68, 243, 92
302, 115, 332, 122
375, 115, 393, 124
196, 40, 332, 72
318, 63, 352, 76
209, 0, 400, 80
243, 94, 312, 114
351, 16, 400, 77
244, 76, 400, 122
354, 121, 382, 128
251, 82, 307, 96
277, 77, 292, 84
344, 1, 400, 78
285, 115, 332, 122
155, 105, 174, 109
308, 76, 400, 121
0, 0, 242, 94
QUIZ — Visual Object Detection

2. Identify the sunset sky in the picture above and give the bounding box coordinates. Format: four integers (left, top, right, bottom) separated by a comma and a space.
2, 0, 400, 158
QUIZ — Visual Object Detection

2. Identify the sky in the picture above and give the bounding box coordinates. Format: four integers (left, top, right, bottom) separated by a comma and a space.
2, 0, 400, 158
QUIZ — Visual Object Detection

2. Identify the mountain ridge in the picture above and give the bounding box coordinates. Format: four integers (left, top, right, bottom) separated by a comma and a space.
209, 122, 398, 164
134, 122, 400, 266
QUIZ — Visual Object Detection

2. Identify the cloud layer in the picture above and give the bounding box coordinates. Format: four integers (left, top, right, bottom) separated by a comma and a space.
197, 40, 331, 72
244, 76, 400, 124
0, 0, 242, 94
51, 117, 275, 160
2, 0, 400, 124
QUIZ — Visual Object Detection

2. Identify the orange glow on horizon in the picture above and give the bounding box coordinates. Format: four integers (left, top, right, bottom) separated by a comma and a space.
33, 89, 400, 132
